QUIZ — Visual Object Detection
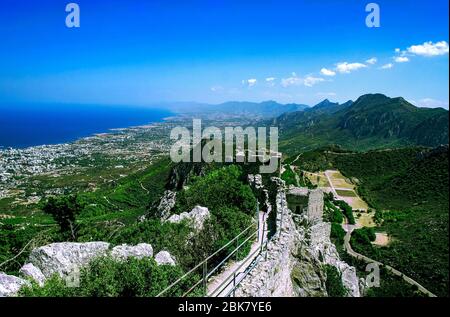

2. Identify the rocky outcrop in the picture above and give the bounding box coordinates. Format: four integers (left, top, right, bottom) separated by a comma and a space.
306, 222, 360, 297
166, 205, 210, 231
291, 247, 327, 297
0, 273, 29, 297
19, 263, 46, 287
1, 241, 177, 296
111, 243, 153, 261
248, 174, 263, 190
154, 251, 176, 266
28, 242, 111, 278
248, 174, 271, 213
167, 161, 209, 190
235, 181, 360, 297
156, 190, 177, 220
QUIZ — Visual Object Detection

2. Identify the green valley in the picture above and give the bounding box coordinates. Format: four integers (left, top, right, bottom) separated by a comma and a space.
287, 145, 449, 296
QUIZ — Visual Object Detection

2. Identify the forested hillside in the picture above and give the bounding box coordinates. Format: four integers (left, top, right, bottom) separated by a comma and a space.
274, 94, 449, 155
289, 145, 449, 296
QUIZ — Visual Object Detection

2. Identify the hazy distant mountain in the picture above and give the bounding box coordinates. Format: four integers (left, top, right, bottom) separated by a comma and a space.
273, 93, 449, 154
163, 100, 309, 119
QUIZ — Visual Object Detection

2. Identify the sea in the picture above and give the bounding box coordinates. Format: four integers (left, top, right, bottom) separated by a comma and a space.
0, 104, 173, 149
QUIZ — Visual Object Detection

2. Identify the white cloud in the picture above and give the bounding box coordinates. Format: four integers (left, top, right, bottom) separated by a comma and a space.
394, 56, 410, 63
380, 63, 393, 69
303, 76, 325, 87
242, 78, 257, 87
366, 57, 377, 65
281, 72, 325, 87
320, 68, 336, 76
281, 73, 302, 87
407, 41, 449, 57
335, 62, 367, 73
395, 48, 401, 53
265, 77, 276, 86
417, 98, 449, 109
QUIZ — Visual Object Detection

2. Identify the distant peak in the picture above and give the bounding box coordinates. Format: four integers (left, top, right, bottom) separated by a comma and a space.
314, 99, 338, 108
356, 93, 390, 102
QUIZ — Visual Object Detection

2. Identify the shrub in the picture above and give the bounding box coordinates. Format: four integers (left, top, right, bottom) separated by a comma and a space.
330, 223, 346, 247
334, 200, 355, 225
43, 195, 83, 240
20, 256, 202, 297
174, 165, 257, 216
325, 264, 347, 297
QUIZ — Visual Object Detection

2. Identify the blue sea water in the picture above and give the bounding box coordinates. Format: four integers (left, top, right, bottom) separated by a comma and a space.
0, 104, 173, 149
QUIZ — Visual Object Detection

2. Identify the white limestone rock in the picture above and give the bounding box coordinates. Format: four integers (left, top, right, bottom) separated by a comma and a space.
28, 242, 110, 278
339, 265, 360, 297
248, 174, 263, 189
309, 223, 361, 297
154, 251, 176, 266
0, 272, 30, 297
19, 263, 46, 287
111, 243, 153, 261
310, 222, 331, 246
157, 190, 177, 220
167, 205, 210, 231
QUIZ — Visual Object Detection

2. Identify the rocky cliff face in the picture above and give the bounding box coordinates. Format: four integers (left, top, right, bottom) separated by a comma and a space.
235, 178, 360, 297
294, 222, 360, 297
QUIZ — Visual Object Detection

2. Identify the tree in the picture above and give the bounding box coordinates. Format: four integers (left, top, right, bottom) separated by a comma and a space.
43, 195, 83, 240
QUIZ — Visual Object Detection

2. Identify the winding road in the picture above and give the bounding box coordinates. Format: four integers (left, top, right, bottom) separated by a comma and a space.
342, 224, 436, 297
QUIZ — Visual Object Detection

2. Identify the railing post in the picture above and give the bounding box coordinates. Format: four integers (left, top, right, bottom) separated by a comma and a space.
279, 198, 284, 238
233, 272, 236, 297
203, 260, 208, 295
256, 201, 260, 242
260, 213, 265, 254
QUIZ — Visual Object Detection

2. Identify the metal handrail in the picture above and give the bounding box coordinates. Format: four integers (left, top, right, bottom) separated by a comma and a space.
221, 228, 274, 297
210, 215, 273, 297
207, 230, 260, 297
156, 223, 256, 297
213, 241, 266, 297
207, 230, 258, 279
156, 200, 272, 298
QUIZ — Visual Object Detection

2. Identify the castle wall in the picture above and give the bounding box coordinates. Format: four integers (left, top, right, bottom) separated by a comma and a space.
235, 178, 300, 297
307, 189, 324, 224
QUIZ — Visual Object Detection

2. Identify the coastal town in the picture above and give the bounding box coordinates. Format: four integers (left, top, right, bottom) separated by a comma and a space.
0, 122, 176, 207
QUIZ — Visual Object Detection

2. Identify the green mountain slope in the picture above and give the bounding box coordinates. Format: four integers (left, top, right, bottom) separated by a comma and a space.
290, 145, 449, 296
275, 94, 449, 155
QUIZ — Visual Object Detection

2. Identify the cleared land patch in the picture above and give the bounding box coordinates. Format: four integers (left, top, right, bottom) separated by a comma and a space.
336, 189, 357, 197
372, 232, 390, 246
304, 171, 330, 187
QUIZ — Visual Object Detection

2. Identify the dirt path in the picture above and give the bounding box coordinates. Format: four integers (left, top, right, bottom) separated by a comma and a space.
342, 224, 436, 297
139, 181, 149, 194
290, 153, 303, 165
103, 196, 124, 212
324, 170, 339, 197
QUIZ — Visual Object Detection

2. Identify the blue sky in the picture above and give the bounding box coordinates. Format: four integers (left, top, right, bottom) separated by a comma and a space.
0, 0, 448, 108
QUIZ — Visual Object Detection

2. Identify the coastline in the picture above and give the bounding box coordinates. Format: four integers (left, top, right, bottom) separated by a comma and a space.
0, 110, 175, 151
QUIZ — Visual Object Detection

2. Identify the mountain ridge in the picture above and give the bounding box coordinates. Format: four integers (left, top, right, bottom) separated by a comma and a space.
165, 100, 310, 119
274, 93, 449, 154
